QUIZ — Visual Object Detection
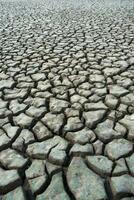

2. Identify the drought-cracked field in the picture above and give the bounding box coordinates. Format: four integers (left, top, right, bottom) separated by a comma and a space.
0, 0, 134, 199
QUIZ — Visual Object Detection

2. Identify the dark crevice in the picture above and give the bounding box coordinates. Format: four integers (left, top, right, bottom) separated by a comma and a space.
104, 178, 113, 200
34, 175, 52, 197
62, 170, 76, 200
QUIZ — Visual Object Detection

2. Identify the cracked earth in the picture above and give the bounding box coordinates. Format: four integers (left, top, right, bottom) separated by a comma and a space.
0, 0, 134, 199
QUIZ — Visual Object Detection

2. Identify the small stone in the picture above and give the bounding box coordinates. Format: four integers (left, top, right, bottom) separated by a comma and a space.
94, 87, 107, 96
25, 160, 47, 194
64, 117, 83, 132
4, 88, 28, 100
87, 155, 113, 176
117, 60, 128, 68
112, 158, 128, 176
88, 94, 101, 102
41, 113, 64, 134
90, 74, 105, 83
105, 94, 118, 109
3, 124, 19, 139
0, 129, 11, 150
12, 129, 35, 151
0, 149, 28, 169
108, 85, 129, 97
70, 75, 86, 87
65, 108, 79, 117
1, 187, 25, 200
67, 157, 107, 200
25, 160, 45, 179
126, 154, 134, 176
120, 114, 134, 140
0, 79, 14, 90
83, 110, 106, 128
95, 119, 124, 142
105, 139, 133, 160
36, 172, 70, 200
118, 103, 127, 113
110, 174, 134, 198
26, 106, 46, 117
77, 88, 92, 97
78, 82, 92, 90
69, 143, 94, 156
0, 100, 7, 109
65, 128, 96, 144
48, 149, 67, 165
37, 80, 51, 91
9, 100, 27, 115
0, 108, 11, 118
93, 140, 104, 155
128, 57, 134, 65
33, 121, 52, 140
48, 137, 68, 165
45, 161, 61, 175
28, 97, 46, 107
0, 168, 21, 194
13, 113, 33, 128
114, 122, 127, 136
103, 67, 120, 77
31, 73, 46, 81
121, 93, 134, 106
0, 118, 8, 127
49, 98, 69, 113
28, 176, 47, 194
84, 101, 107, 111
71, 102, 82, 110
70, 94, 87, 104
27, 136, 68, 165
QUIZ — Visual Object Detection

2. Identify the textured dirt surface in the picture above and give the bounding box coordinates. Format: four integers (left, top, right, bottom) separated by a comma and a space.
0, 0, 134, 199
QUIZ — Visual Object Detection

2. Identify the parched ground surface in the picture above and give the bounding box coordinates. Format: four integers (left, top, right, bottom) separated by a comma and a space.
0, 0, 134, 199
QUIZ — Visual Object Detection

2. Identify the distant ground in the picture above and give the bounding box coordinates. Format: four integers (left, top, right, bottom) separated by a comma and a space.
0, 0, 134, 199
